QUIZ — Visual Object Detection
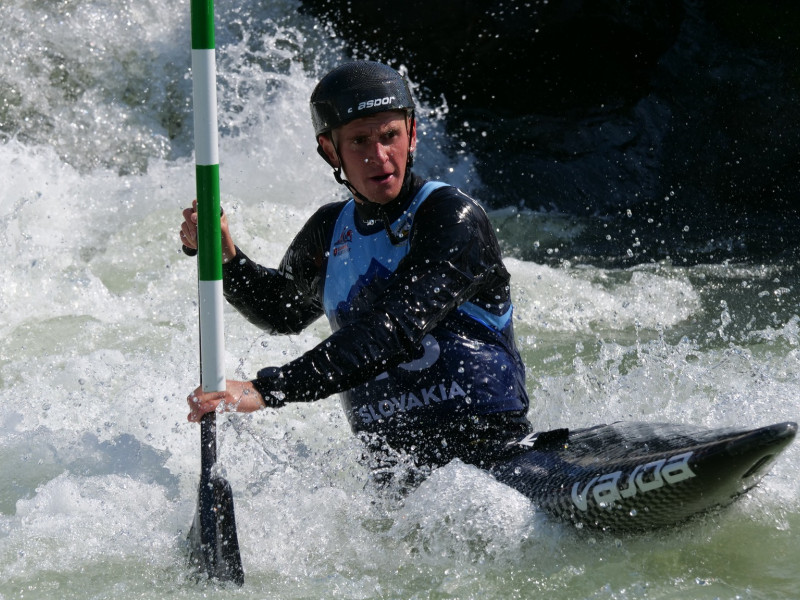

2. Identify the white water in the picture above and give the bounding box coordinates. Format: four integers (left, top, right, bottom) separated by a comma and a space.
1, 1, 799, 598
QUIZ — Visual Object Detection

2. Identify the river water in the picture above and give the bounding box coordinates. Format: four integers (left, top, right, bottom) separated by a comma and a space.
1, 1, 798, 598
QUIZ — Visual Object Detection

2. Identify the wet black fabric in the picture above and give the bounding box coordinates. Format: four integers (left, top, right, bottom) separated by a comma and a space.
222, 173, 531, 467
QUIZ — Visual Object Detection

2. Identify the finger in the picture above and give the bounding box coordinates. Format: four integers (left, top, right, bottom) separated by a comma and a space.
180, 221, 197, 245
187, 390, 223, 405
187, 402, 214, 422
179, 228, 194, 246
182, 206, 198, 225
186, 390, 222, 419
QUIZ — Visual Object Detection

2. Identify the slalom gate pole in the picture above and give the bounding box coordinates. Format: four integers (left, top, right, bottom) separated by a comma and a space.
186, 0, 244, 585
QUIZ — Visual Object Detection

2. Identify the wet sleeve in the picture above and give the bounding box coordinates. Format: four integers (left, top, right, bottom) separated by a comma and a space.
272, 188, 508, 401
222, 202, 343, 335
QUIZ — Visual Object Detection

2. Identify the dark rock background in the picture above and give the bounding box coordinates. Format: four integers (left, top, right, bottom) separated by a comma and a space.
299, 0, 800, 265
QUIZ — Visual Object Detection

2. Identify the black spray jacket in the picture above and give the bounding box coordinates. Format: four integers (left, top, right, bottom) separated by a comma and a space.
222, 173, 530, 463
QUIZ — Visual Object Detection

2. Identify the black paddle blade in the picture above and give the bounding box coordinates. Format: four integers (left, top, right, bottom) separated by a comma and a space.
187, 473, 244, 585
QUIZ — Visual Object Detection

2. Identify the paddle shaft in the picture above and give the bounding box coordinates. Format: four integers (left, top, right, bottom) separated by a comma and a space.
188, 0, 244, 585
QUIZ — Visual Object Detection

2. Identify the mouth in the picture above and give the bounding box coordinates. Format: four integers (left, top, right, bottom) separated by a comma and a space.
370, 172, 395, 184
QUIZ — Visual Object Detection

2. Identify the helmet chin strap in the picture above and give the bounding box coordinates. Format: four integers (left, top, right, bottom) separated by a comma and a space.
331, 156, 373, 206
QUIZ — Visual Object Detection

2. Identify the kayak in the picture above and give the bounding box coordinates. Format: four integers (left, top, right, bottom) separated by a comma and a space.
490, 421, 797, 531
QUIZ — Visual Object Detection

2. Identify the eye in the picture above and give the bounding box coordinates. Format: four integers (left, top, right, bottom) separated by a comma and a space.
382, 128, 400, 142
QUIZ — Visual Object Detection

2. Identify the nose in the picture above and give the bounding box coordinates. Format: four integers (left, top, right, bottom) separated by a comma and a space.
367, 141, 390, 164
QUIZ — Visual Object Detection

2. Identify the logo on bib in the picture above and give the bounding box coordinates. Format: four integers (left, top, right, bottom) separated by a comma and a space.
332, 227, 353, 257
357, 380, 467, 424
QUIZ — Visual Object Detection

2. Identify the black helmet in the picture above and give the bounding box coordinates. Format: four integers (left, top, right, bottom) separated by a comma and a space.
310, 61, 415, 137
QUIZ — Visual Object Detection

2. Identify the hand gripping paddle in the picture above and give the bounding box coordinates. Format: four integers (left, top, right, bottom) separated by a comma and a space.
185, 0, 244, 585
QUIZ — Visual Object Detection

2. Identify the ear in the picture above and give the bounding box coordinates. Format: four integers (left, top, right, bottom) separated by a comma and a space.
409, 118, 417, 153
317, 134, 340, 168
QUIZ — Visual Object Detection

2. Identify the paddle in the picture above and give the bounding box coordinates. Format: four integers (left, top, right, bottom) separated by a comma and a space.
185, 0, 244, 585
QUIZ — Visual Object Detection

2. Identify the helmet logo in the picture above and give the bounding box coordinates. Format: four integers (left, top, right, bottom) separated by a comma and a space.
356, 96, 397, 112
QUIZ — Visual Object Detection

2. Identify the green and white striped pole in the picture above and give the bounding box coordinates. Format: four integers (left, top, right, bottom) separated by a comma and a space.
192, 0, 224, 389
186, 0, 244, 585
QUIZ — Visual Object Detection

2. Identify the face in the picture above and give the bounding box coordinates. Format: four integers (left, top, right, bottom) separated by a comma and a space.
319, 111, 416, 205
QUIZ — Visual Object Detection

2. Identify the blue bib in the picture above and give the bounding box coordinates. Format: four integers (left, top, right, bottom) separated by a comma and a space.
323, 181, 447, 324
322, 181, 527, 434
323, 181, 512, 331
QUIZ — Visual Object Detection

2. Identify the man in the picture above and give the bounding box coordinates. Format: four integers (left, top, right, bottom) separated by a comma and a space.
180, 61, 530, 483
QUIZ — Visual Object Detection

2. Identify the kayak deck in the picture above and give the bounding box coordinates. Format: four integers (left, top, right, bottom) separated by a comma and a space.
490, 421, 797, 531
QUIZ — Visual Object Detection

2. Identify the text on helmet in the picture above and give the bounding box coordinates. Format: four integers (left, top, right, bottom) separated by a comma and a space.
349, 96, 398, 114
